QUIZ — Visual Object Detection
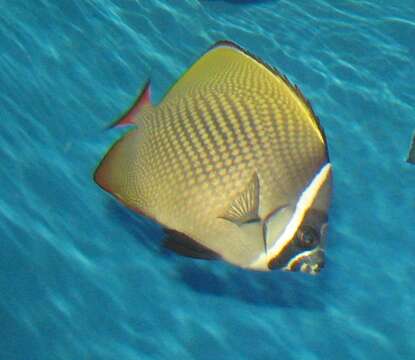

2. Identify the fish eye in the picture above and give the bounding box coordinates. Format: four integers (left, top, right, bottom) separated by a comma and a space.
296, 225, 319, 249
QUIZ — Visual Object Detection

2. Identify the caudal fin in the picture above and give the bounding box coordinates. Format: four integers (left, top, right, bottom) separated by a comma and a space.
108, 80, 152, 128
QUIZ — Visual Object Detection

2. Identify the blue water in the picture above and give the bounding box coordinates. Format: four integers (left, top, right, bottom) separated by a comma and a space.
1, 1, 414, 359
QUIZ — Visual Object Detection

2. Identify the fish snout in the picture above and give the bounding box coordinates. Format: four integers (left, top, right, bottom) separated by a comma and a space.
298, 249, 325, 275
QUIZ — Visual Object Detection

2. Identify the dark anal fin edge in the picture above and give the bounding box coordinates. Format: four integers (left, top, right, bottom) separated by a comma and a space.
163, 229, 220, 260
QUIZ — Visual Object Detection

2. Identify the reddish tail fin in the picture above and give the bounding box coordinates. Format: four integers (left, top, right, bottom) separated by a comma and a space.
109, 80, 152, 128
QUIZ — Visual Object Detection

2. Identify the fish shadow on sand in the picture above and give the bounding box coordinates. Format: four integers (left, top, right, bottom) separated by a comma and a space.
175, 261, 328, 310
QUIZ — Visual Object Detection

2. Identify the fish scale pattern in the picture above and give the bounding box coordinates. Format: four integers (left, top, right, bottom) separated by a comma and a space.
137, 56, 326, 221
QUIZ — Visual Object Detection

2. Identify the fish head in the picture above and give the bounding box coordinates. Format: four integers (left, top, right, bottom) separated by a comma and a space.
265, 208, 329, 275
261, 163, 332, 275
284, 219, 328, 275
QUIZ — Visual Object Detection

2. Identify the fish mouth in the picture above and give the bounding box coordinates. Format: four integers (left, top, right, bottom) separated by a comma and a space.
284, 249, 325, 275
298, 259, 324, 275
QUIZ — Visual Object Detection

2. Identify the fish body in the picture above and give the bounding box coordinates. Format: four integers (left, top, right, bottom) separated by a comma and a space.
95, 41, 332, 274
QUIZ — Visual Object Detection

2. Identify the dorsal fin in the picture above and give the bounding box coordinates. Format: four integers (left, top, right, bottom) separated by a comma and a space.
161, 40, 327, 153
163, 229, 220, 260
220, 173, 260, 225
109, 80, 152, 128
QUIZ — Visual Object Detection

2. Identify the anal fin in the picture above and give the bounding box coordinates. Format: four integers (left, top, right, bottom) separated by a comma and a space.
163, 229, 220, 260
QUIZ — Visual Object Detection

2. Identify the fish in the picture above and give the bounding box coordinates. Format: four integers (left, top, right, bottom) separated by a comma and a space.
94, 40, 332, 275
407, 132, 415, 164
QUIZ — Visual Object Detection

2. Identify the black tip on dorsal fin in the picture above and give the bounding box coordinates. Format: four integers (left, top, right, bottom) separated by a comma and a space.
107, 80, 152, 129
209, 40, 244, 52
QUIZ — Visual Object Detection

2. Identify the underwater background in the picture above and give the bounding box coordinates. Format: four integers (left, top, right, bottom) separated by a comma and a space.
1, 0, 414, 359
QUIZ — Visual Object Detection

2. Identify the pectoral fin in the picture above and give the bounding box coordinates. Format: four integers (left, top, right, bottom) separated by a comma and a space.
220, 172, 260, 225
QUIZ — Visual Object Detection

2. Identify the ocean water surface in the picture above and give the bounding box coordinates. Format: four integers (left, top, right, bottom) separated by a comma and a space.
1, 1, 414, 359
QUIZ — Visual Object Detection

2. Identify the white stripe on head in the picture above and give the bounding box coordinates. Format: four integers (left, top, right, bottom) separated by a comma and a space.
249, 163, 332, 270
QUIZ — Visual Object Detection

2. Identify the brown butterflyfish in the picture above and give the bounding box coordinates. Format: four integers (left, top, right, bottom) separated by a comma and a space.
94, 40, 332, 275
